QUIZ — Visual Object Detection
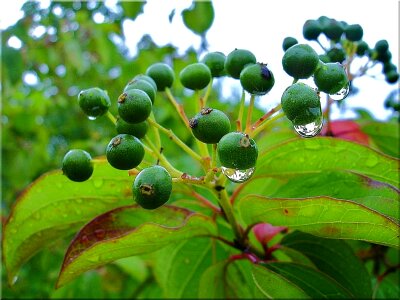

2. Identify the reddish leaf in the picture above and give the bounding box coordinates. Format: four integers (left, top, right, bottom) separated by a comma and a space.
253, 223, 287, 244
321, 120, 370, 145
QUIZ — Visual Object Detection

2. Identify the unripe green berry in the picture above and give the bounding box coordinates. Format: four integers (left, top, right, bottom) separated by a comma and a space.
281, 83, 322, 126
106, 134, 145, 170
344, 24, 363, 41
282, 44, 319, 79
217, 132, 258, 170
374, 40, 389, 54
302, 19, 322, 40
383, 62, 397, 74
116, 118, 148, 139
145, 63, 175, 91
326, 47, 346, 63
179, 63, 211, 90
376, 50, 392, 63
189, 108, 231, 144
133, 74, 157, 91
323, 19, 344, 41
124, 79, 156, 104
319, 54, 331, 63
117, 89, 152, 124
356, 41, 369, 56
239, 63, 275, 95
385, 70, 399, 84
225, 48, 257, 79
313, 62, 348, 94
62, 149, 93, 182
201, 51, 226, 77
133, 165, 172, 210
282, 37, 298, 51
78, 87, 111, 118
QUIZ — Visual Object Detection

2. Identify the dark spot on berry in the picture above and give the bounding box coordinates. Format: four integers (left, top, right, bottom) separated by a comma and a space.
215, 185, 225, 191
189, 118, 198, 128
284, 209, 289, 214
112, 137, 122, 147
200, 107, 213, 115
140, 184, 154, 196
239, 134, 251, 147
118, 93, 127, 103
260, 64, 271, 79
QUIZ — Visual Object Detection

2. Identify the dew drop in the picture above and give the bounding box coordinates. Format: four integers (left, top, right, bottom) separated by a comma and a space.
88, 115, 97, 121
12, 275, 18, 285
221, 166, 255, 183
293, 116, 323, 138
93, 179, 104, 188
329, 82, 350, 101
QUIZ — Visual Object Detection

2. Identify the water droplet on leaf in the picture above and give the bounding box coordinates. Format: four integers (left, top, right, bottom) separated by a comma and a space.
293, 116, 323, 138
330, 82, 350, 101
221, 166, 255, 183
88, 115, 97, 121
12, 276, 18, 285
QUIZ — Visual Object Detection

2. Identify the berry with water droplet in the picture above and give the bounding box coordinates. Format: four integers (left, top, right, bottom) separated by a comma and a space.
201, 51, 226, 77
217, 132, 258, 170
225, 48, 257, 79
282, 44, 319, 79
313, 62, 349, 95
145, 63, 175, 91
281, 82, 322, 126
78, 87, 111, 118
189, 108, 231, 144
118, 89, 152, 124
116, 117, 148, 139
62, 149, 93, 182
240, 63, 275, 95
133, 165, 172, 209
106, 134, 145, 170
179, 63, 212, 90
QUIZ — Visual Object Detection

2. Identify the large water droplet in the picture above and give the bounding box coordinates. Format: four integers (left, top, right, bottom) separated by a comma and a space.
293, 116, 323, 138
221, 166, 255, 183
88, 115, 97, 121
330, 82, 350, 101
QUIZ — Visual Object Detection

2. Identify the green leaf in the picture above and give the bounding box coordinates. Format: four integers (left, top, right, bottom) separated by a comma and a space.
182, 1, 214, 35
256, 137, 399, 187
120, 1, 146, 20
263, 262, 353, 298
252, 264, 310, 299
56, 205, 217, 288
360, 121, 400, 158
2, 159, 133, 285
281, 231, 373, 298
239, 195, 400, 248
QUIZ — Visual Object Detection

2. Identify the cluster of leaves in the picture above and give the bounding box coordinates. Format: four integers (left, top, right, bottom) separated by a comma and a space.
2, 2, 399, 299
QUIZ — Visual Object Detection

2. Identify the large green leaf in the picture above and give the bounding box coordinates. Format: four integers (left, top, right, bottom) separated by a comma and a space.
261, 262, 353, 298
281, 231, 372, 298
239, 195, 400, 248
2, 159, 133, 285
252, 264, 309, 299
56, 205, 217, 288
256, 137, 399, 187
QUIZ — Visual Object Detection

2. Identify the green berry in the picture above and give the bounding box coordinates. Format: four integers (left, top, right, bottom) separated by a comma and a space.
117, 89, 152, 124
124, 79, 156, 104
282, 44, 319, 79
281, 83, 322, 126
106, 134, 145, 170
356, 41, 369, 56
145, 63, 175, 91
282, 37, 298, 51
116, 118, 148, 139
317, 16, 331, 30
225, 48, 257, 79
179, 63, 211, 90
344, 24, 363, 41
385, 70, 399, 84
302, 19, 322, 40
326, 47, 346, 63
239, 63, 275, 95
189, 108, 231, 144
376, 50, 392, 63
77, 87, 111, 118
133, 74, 157, 91
323, 19, 344, 41
313, 62, 348, 94
319, 54, 331, 63
217, 132, 258, 170
374, 40, 389, 54
133, 165, 172, 210
62, 149, 93, 182
201, 51, 226, 77
383, 62, 397, 74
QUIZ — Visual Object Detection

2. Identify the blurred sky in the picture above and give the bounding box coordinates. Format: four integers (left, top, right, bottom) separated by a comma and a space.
1, 0, 398, 120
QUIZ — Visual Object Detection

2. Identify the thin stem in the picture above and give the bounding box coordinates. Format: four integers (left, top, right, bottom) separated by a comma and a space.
204, 144, 218, 183
106, 111, 117, 125
236, 89, 246, 131
316, 39, 327, 52
251, 111, 285, 138
202, 78, 213, 108
147, 117, 203, 164
149, 112, 161, 150
143, 136, 183, 178
251, 103, 282, 130
245, 94, 256, 134
325, 95, 333, 136
190, 190, 221, 213
164, 87, 190, 129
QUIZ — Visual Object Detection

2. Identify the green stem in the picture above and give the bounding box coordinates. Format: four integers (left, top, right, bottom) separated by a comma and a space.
251, 103, 282, 130
236, 89, 246, 131
149, 111, 161, 150
202, 78, 213, 108
164, 87, 190, 129
251, 111, 285, 138
244, 94, 256, 134
204, 144, 218, 184
106, 111, 117, 125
